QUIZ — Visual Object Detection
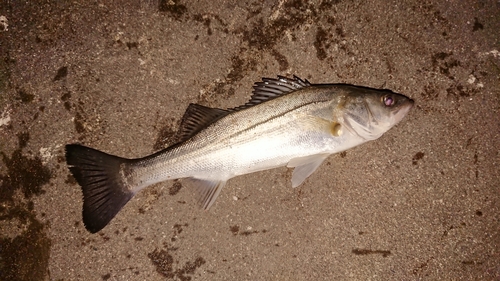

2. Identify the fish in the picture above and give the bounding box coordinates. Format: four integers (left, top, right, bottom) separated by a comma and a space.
65, 75, 414, 233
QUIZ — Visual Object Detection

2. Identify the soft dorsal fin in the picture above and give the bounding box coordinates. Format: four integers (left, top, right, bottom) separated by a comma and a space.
177, 76, 310, 139
178, 103, 229, 142
231, 75, 311, 111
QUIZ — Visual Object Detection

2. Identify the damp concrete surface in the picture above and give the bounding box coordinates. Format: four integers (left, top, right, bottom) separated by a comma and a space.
0, 0, 499, 280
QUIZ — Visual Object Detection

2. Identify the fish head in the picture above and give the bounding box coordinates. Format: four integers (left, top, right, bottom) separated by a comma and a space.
340, 87, 414, 141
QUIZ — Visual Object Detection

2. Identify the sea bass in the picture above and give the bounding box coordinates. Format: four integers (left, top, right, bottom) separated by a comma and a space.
66, 76, 413, 233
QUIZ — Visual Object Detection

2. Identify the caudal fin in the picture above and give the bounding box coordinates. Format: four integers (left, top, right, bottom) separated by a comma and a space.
66, 144, 134, 233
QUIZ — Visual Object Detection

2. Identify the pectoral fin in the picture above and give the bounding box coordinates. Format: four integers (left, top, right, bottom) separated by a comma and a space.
287, 154, 330, 188
185, 178, 227, 210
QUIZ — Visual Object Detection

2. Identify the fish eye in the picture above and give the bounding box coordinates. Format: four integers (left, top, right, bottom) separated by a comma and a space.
383, 95, 394, 107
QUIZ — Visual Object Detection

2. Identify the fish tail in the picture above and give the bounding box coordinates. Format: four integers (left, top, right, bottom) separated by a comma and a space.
66, 144, 134, 233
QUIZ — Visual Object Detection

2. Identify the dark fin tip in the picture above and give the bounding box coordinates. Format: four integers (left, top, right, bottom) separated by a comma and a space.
65, 144, 134, 233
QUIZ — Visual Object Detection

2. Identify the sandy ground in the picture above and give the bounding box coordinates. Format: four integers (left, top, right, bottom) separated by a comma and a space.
0, 0, 499, 280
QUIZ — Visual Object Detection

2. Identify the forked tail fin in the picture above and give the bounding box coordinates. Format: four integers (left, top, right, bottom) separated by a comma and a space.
66, 144, 134, 233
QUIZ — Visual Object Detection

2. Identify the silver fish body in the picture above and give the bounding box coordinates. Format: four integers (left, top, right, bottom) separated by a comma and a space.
66, 76, 413, 233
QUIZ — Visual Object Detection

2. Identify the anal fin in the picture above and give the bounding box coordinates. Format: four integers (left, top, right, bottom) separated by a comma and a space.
185, 178, 227, 210
287, 154, 330, 188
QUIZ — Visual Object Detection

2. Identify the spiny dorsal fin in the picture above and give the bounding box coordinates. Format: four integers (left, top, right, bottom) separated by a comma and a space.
178, 103, 229, 142
230, 75, 311, 111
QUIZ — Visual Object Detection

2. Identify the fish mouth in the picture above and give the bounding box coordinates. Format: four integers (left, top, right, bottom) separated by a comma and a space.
392, 98, 414, 123
341, 97, 414, 142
